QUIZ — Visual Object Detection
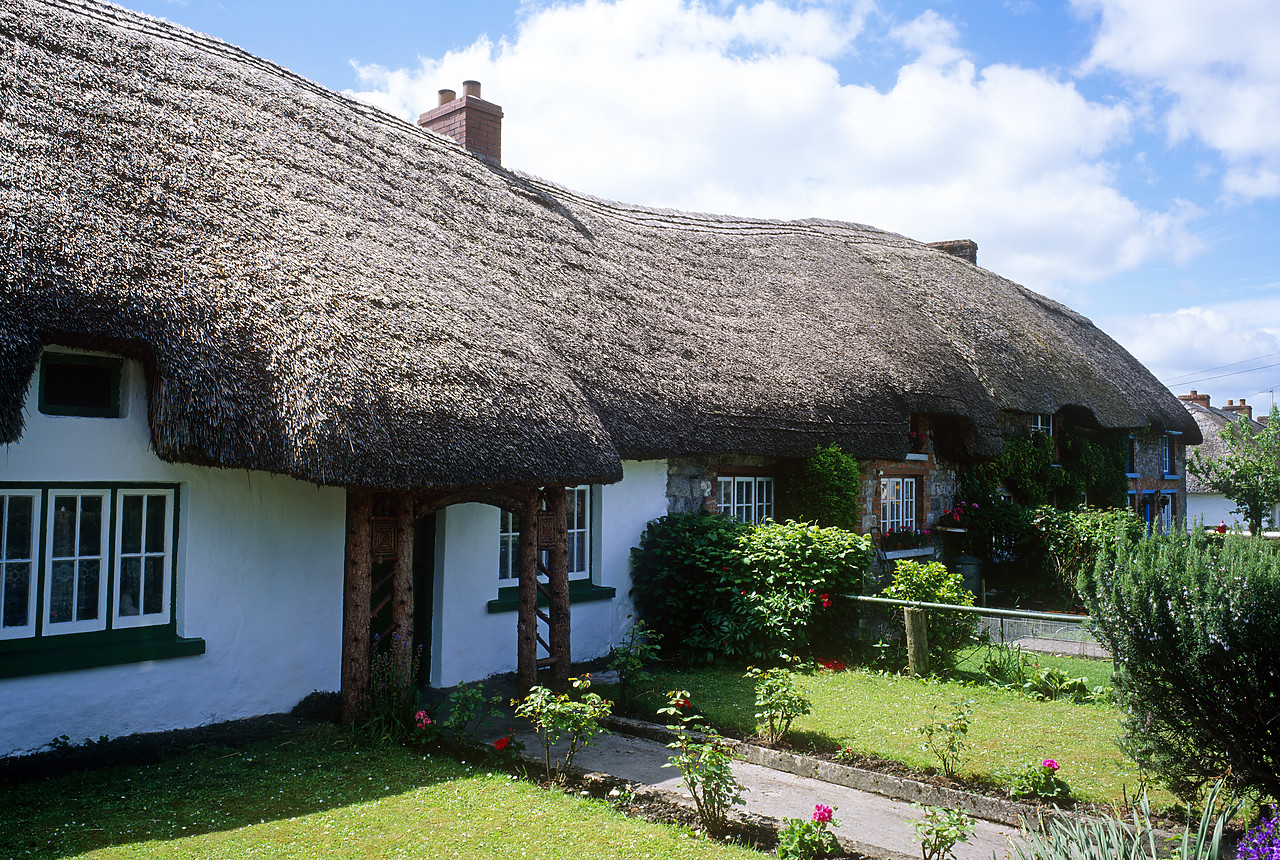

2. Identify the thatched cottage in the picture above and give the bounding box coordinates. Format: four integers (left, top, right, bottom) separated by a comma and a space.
0, 0, 1198, 753
1177, 392, 1276, 531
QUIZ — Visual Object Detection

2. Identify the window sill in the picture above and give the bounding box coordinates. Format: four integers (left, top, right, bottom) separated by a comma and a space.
1126, 473, 1141, 479
904, 453, 929, 461
883, 547, 936, 560
0, 634, 205, 679
1163, 474, 1179, 480
487, 580, 617, 614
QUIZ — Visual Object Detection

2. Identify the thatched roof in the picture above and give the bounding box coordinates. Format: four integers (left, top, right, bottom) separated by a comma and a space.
1183, 401, 1264, 494
0, 0, 1201, 491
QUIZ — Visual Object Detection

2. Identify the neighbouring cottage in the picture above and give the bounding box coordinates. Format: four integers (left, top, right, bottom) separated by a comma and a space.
0, 0, 1199, 755
1178, 391, 1277, 531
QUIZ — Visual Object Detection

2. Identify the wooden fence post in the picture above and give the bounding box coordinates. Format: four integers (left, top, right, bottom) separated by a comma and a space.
390, 492, 415, 680
545, 486, 570, 692
905, 607, 930, 677
516, 488, 540, 695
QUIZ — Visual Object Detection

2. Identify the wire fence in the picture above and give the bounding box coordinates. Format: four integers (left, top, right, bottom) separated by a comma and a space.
848, 595, 1109, 660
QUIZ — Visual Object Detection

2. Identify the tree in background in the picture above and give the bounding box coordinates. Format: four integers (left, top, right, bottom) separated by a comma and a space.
1189, 404, 1280, 536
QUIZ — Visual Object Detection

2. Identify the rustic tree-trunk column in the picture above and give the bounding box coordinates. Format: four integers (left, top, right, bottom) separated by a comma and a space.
342, 489, 374, 724
905, 607, 930, 677
516, 487, 540, 695
545, 485, 571, 692
390, 492, 416, 679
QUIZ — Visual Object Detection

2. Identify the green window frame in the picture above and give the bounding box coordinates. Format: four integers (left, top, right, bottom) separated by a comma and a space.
0, 482, 204, 678
37, 352, 123, 418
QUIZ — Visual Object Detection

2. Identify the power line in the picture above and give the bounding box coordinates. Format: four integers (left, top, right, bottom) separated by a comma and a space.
1163, 360, 1280, 388
1161, 350, 1280, 385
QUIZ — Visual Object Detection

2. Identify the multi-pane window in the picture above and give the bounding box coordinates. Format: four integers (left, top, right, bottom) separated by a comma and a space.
880, 477, 916, 532
0, 486, 176, 642
1, 492, 38, 640
498, 486, 593, 581
1162, 435, 1178, 475
717, 477, 774, 524
1030, 414, 1053, 435
1125, 437, 1138, 475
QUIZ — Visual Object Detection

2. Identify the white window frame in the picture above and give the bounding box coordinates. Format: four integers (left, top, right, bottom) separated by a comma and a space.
717, 476, 774, 524
499, 485, 595, 581
0, 490, 40, 641
1030, 414, 1053, 435
880, 477, 917, 533
43, 489, 112, 636
113, 488, 176, 629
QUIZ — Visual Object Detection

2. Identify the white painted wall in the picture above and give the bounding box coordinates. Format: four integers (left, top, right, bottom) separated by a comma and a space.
0, 352, 346, 756
429, 459, 669, 687
1187, 493, 1280, 533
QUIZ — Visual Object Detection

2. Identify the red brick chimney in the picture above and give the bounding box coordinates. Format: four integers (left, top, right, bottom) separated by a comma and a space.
1178, 390, 1211, 408
417, 80, 503, 165
1223, 398, 1254, 421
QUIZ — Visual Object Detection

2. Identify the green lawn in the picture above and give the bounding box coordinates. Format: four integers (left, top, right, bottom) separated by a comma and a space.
0, 726, 759, 860
641, 653, 1171, 810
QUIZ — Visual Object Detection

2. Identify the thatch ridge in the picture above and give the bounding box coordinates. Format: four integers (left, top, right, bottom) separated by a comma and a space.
0, 0, 1199, 491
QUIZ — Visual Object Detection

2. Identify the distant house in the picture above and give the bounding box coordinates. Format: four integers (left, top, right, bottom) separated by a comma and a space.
0, 0, 1199, 755
1178, 392, 1278, 531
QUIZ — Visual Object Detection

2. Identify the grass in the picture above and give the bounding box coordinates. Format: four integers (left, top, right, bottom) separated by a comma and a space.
639, 650, 1174, 811
0, 725, 761, 860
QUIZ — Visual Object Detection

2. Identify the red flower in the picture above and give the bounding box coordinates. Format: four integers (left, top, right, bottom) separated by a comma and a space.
494, 736, 511, 751
678, 698, 692, 710
820, 593, 832, 608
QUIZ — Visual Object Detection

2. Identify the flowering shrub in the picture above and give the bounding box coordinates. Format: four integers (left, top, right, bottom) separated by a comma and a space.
660, 690, 745, 837
833, 746, 858, 763
1239, 810, 1280, 860
816, 658, 846, 672
777, 804, 842, 859
514, 676, 611, 785
937, 501, 978, 530
1008, 758, 1071, 802
629, 513, 871, 664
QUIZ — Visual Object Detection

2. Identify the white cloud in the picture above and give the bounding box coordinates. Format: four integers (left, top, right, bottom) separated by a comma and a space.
1075, 0, 1280, 202
1102, 298, 1280, 405
349, 0, 1199, 295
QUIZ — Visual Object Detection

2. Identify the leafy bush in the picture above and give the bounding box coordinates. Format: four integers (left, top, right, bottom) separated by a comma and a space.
780, 445, 862, 532
659, 690, 745, 837
608, 617, 663, 712
881, 560, 977, 661
1032, 506, 1144, 600
747, 665, 812, 745
1080, 530, 1280, 800
777, 804, 842, 860
629, 513, 749, 662
918, 699, 973, 778
1008, 758, 1072, 802
629, 513, 870, 663
912, 805, 974, 860
514, 677, 612, 785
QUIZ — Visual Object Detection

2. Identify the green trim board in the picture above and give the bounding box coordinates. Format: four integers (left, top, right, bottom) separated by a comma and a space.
0, 633, 205, 678
487, 580, 616, 614
37, 352, 123, 418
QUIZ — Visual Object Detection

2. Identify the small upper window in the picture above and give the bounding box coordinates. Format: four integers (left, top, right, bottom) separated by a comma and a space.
1030, 414, 1053, 435
38, 353, 122, 418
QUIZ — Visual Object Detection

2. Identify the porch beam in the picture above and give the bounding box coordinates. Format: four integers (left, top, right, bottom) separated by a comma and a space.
341, 489, 373, 724
545, 485, 571, 692
390, 492, 416, 679
516, 487, 540, 694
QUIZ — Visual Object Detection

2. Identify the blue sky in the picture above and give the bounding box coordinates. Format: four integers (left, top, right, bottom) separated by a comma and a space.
125, 0, 1280, 413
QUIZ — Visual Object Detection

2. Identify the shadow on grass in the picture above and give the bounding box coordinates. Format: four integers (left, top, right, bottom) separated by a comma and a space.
0, 720, 486, 860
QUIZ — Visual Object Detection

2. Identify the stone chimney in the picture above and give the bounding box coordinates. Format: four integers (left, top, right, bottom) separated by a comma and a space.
417, 80, 503, 165
1178, 390, 1211, 408
1223, 398, 1254, 421
928, 239, 978, 265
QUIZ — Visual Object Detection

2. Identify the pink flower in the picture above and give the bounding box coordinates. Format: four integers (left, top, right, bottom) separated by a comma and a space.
1041, 759, 1059, 771
812, 804, 835, 823
415, 710, 432, 730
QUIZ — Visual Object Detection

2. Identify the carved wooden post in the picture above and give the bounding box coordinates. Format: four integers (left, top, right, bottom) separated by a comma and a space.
905, 607, 930, 677
516, 487, 540, 695
390, 492, 416, 680
545, 485, 571, 692
342, 489, 373, 724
